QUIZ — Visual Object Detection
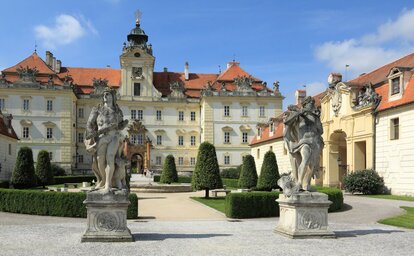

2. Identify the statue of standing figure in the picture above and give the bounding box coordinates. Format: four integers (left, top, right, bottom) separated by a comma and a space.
280, 96, 324, 194
84, 88, 129, 193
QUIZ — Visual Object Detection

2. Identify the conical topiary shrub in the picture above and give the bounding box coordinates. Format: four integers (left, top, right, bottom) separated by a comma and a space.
238, 154, 258, 189
192, 142, 223, 198
11, 147, 36, 189
257, 150, 280, 191
35, 150, 54, 188
160, 155, 178, 184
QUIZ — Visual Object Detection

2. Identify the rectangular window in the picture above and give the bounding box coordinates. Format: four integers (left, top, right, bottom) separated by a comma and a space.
78, 132, 84, 143
131, 134, 137, 144
137, 134, 144, 145
157, 135, 162, 145
23, 99, 30, 111
23, 127, 29, 139
242, 132, 248, 144
190, 157, 196, 165
257, 149, 260, 159
391, 118, 399, 140
391, 77, 400, 95
259, 106, 265, 117
242, 106, 248, 116
224, 105, 230, 117
137, 110, 143, 120
178, 135, 184, 146
270, 123, 275, 133
190, 135, 196, 146
46, 128, 53, 139
156, 110, 162, 121
78, 155, 84, 163
258, 128, 262, 137
224, 155, 230, 165
8, 144, 11, 155
0, 98, 5, 110
178, 111, 184, 121
156, 156, 162, 165
46, 100, 53, 112
78, 108, 84, 118
224, 132, 230, 144
134, 83, 141, 96
131, 109, 137, 119
48, 152, 53, 161
190, 111, 196, 121
178, 157, 184, 165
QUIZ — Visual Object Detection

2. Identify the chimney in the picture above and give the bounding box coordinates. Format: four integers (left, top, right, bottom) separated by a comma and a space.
56, 60, 61, 73
52, 57, 57, 72
295, 89, 306, 105
226, 61, 240, 69
328, 73, 342, 87
184, 62, 189, 80
46, 51, 53, 67
163, 67, 168, 72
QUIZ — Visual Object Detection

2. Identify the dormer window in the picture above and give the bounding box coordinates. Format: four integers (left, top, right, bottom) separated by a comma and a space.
391, 77, 400, 95
258, 127, 262, 137
270, 122, 275, 133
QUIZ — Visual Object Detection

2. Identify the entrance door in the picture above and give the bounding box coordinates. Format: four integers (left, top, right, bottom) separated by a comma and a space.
131, 153, 144, 174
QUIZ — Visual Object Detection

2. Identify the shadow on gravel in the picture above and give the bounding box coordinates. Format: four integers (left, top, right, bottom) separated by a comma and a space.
133, 233, 232, 241
335, 229, 404, 238
137, 197, 167, 200
334, 203, 353, 212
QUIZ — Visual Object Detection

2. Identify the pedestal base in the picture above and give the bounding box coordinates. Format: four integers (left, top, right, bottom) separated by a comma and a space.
275, 192, 336, 239
81, 190, 134, 242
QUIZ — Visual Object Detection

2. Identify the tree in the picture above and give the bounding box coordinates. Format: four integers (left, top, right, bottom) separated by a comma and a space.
11, 147, 36, 189
192, 142, 223, 198
160, 155, 178, 184
238, 154, 258, 189
35, 150, 54, 188
257, 151, 280, 191
51, 163, 66, 176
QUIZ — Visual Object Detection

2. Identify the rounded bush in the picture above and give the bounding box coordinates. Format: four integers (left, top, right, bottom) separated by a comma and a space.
192, 142, 223, 198
220, 167, 241, 179
238, 155, 258, 189
51, 164, 66, 176
160, 155, 178, 184
257, 151, 280, 191
343, 169, 384, 195
11, 147, 36, 189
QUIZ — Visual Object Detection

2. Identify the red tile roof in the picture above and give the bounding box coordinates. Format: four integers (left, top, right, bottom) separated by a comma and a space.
217, 62, 261, 82
59, 67, 121, 87
349, 52, 414, 85
249, 118, 284, 146
376, 74, 414, 112
0, 113, 18, 140
3, 52, 55, 75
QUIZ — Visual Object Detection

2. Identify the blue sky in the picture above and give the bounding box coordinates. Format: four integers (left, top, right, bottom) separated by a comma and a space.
2, 0, 414, 106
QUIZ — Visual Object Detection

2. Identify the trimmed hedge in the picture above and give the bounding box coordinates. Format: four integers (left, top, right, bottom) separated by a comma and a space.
343, 169, 384, 195
0, 181, 10, 188
225, 192, 280, 218
160, 155, 178, 184
52, 175, 96, 185
220, 167, 241, 179
225, 187, 344, 219
0, 188, 138, 219
238, 155, 257, 189
222, 178, 239, 188
154, 175, 192, 183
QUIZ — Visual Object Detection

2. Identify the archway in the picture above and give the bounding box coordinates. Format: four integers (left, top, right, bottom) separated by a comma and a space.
329, 131, 348, 188
131, 153, 144, 174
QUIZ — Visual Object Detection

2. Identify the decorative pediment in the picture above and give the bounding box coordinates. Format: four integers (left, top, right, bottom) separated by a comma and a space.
90, 78, 109, 97
42, 121, 56, 127
153, 129, 166, 134
127, 119, 146, 135
239, 125, 252, 132
16, 66, 38, 83
328, 82, 350, 117
168, 81, 186, 99
352, 83, 381, 109
20, 119, 33, 126
176, 129, 186, 135
234, 76, 254, 92
201, 81, 214, 96
221, 126, 234, 132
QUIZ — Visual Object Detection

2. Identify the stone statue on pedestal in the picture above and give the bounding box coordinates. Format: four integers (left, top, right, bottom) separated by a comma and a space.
275, 96, 335, 238
82, 87, 133, 242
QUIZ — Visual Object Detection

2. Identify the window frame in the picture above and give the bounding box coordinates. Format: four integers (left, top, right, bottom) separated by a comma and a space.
224, 105, 230, 117
390, 117, 399, 140
224, 131, 230, 144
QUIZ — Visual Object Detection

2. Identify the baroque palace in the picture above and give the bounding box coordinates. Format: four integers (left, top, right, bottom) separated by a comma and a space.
251, 53, 414, 195
0, 17, 283, 178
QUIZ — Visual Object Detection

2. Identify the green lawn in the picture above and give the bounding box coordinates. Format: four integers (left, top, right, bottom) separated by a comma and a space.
379, 206, 414, 229
364, 194, 414, 202
191, 197, 226, 213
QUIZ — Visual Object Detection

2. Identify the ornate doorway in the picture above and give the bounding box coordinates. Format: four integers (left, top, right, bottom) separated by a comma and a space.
329, 131, 348, 188
125, 120, 152, 171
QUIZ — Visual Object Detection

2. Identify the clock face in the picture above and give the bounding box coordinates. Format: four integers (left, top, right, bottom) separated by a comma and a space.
134, 52, 141, 58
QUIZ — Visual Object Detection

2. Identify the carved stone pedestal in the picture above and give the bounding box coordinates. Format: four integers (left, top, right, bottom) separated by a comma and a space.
81, 190, 134, 242
275, 192, 336, 239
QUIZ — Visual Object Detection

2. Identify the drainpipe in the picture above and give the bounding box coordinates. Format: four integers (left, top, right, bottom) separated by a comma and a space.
373, 110, 377, 171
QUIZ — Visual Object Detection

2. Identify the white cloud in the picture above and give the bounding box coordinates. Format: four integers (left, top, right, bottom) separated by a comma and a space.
315, 8, 414, 79
35, 14, 97, 49
305, 82, 326, 97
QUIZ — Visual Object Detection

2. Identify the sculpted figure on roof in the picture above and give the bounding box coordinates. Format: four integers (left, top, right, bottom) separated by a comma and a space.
84, 87, 129, 193
279, 96, 324, 195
